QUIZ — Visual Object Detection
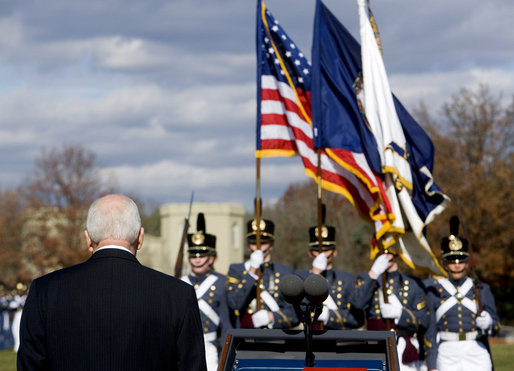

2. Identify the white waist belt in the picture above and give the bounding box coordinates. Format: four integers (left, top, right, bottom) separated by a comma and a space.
439, 331, 478, 341
203, 331, 217, 342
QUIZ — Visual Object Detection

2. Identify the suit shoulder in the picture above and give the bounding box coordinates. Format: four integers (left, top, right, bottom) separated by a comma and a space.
139, 265, 194, 291
32, 261, 88, 285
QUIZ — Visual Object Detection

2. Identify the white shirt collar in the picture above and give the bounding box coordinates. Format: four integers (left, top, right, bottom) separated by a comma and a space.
96, 245, 134, 255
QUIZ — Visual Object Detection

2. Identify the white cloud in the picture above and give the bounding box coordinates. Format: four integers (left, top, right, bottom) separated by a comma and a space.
390, 67, 514, 112
0, 0, 513, 210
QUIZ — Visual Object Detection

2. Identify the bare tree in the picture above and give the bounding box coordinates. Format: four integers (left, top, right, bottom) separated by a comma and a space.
0, 188, 30, 286
20, 144, 117, 276
416, 85, 514, 285
24, 145, 103, 209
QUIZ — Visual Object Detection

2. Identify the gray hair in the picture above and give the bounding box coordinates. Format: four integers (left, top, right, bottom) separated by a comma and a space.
86, 194, 141, 244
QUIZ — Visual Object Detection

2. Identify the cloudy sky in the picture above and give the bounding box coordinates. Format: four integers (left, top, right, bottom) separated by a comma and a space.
1, 0, 513, 211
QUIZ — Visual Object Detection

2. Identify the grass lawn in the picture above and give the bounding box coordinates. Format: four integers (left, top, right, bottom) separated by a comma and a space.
0, 350, 15, 371
490, 342, 514, 371
1, 342, 513, 370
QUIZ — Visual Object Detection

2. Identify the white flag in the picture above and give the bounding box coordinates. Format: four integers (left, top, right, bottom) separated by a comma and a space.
357, 0, 444, 275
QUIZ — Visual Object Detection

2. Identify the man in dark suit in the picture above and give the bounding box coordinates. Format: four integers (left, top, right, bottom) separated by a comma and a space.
17, 194, 207, 371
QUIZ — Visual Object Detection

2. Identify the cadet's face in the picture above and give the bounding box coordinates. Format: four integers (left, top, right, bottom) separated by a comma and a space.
248, 242, 273, 260
445, 261, 469, 280
309, 248, 337, 264
385, 253, 398, 272
189, 255, 212, 275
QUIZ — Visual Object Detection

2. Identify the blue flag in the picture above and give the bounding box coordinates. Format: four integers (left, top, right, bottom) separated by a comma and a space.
311, 0, 382, 175
312, 0, 449, 274
393, 98, 449, 223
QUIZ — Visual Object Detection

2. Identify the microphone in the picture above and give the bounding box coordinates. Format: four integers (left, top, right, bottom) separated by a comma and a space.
303, 274, 329, 305
279, 274, 305, 324
279, 274, 305, 305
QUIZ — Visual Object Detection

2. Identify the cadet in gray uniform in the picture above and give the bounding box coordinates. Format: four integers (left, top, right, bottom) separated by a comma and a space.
181, 213, 231, 371
424, 216, 499, 371
295, 218, 364, 330
351, 249, 429, 371
226, 218, 297, 329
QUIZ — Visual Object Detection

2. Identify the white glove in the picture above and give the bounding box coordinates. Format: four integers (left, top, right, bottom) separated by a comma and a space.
252, 309, 271, 328
249, 250, 264, 269
317, 306, 329, 324
312, 253, 328, 271
380, 302, 402, 320
476, 311, 493, 330
370, 254, 390, 277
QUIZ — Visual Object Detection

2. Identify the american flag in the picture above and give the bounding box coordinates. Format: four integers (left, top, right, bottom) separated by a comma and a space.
256, 0, 311, 158
256, 0, 394, 237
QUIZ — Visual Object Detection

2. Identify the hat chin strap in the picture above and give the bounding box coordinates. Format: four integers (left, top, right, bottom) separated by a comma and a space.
190, 255, 212, 272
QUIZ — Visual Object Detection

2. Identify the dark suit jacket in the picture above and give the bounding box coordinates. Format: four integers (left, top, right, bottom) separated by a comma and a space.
17, 248, 207, 371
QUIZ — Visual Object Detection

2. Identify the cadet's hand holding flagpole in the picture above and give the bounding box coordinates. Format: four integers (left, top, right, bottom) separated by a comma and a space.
368, 239, 392, 331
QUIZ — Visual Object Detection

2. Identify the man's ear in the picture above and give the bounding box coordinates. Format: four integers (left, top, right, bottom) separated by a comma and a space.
135, 227, 144, 251
84, 230, 94, 253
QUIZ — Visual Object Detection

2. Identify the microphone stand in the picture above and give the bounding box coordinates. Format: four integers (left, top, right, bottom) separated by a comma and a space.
280, 273, 328, 368
297, 303, 323, 367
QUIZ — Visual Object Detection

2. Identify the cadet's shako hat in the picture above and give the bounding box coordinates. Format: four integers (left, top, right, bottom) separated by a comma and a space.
308, 204, 336, 251
441, 215, 469, 263
246, 218, 274, 243
308, 225, 336, 250
187, 213, 216, 257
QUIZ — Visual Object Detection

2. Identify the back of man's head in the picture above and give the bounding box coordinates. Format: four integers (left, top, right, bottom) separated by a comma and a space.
86, 194, 141, 244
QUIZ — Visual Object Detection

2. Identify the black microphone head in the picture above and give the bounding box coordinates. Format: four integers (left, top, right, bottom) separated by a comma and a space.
279, 274, 305, 305
303, 274, 329, 305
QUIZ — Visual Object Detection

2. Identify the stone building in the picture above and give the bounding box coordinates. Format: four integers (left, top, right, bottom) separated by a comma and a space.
137, 202, 246, 276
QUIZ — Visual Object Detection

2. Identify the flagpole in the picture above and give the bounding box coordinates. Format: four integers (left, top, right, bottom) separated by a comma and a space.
254, 0, 263, 314
316, 149, 326, 331
366, 2, 390, 328
316, 149, 323, 253
255, 157, 263, 312
378, 239, 391, 331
